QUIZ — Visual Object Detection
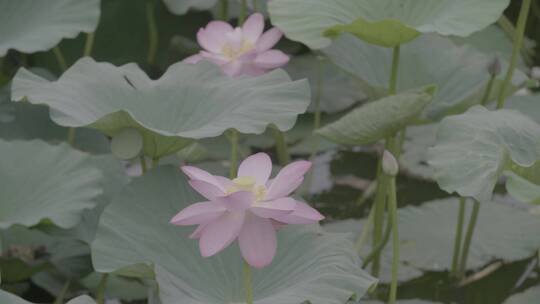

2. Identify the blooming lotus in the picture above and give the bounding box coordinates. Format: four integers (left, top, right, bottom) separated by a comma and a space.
170, 153, 324, 268
183, 13, 289, 77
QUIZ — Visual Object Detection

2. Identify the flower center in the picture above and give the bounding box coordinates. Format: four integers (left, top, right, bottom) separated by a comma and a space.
229, 176, 266, 202
221, 39, 254, 60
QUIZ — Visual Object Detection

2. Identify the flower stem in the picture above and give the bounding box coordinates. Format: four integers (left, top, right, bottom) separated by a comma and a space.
146, 0, 159, 66
496, 0, 531, 109
458, 200, 481, 278
480, 74, 496, 106
84, 32, 95, 57
363, 202, 392, 268
53, 46, 68, 72
218, 0, 229, 21
372, 45, 401, 276
355, 206, 375, 252
451, 197, 466, 277
252, 0, 258, 12
243, 260, 254, 304
140, 155, 148, 174
152, 157, 160, 168
95, 273, 109, 304
387, 176, 399, 304
67, 127, 76, 146
271, 126, 291, 166
53, 280, 70, 304
229, 129, 239, 178
239, 0, 248, 25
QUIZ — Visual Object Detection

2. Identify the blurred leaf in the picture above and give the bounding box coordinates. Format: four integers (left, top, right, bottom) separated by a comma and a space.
162, 0, 217, 15
92, 166, 377, 303
504, 286, 540, 304
317, 86, 436, 145
0, 140, 103, 229
0, 0, 100, 56
268, 0, 510, 49
504, 172, 540, 205
325, 197, 540, 282
428, 107, 540, 203
12, 59, 310, 159
81, 272, 146, 301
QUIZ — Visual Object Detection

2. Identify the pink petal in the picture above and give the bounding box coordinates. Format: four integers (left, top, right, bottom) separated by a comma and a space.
214, 176, 235, 189
181, 166, 225, 192
225, 28, 244, 50
216, 191, 254, 211
242, 13, 265, 43
237, 152, 272, 185
197, 21, 234, 53
266, 160, 312, 200
271, 219, 286, 230
239, 214, 277, 268
222, 60, 244, 77
189, 224, 207, 239
199, 51, 229, 65
256, 28, 283, 52
170, 202, 226, 226
250, 197, 296, 218
182, 54, 203, 64
189, 180, 224, 200
274, 201, 324, 224
199, 212, 245, 257
254, 50, 290, 69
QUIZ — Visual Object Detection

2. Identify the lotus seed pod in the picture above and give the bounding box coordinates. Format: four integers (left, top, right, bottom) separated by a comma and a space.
382, 150, 399, 176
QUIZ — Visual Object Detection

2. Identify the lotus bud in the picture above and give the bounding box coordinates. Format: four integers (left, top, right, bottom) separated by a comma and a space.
382, 150, 399, 177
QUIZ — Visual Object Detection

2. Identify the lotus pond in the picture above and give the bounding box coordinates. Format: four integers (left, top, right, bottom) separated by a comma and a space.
1, 0, 540, 304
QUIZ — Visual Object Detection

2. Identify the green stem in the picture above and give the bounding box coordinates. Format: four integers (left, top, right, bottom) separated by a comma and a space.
389, 46, 401, 95
355, 206, 375, 252
252, 0, 258, 12
451, 197, 467, 277
239, 0, 248, 25
152, 157, 160, 168
363, 203, 392, 268
480, 74, 496, 106
388, 176, 399, 304
271, 127, 291, 166
243, 260, 254, 304
67, 128, 76, 146
372, 44, 401, 276
371, 160, 387, 276
140, 156, 148, 174
229, 129, 239, 178
146, 0, 159, 66
458, 200, 481, 278
53, 280, 71, 304
53, 46, 68, 71
218, 0, 229, 21
496, 0, 531, 109
95, 273, 109, 304
84, 32, 95, 57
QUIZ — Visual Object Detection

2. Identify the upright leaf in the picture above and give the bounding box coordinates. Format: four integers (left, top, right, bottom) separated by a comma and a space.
428, 106, 540, 203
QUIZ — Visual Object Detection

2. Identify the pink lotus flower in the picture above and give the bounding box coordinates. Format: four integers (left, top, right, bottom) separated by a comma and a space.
170, 153, 324, 268
183, 13, 289, 77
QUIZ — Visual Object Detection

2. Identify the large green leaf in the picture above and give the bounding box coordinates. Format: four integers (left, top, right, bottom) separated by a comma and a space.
0, 0, 100, 56
322, 34, 528, 121
400, 124, 438, 180
91, 166, 376, 304
0, 139, 103, 229
504, 172, 540, 205
316, 86, 436, 145
12, 59, 310, 159
325, 197, 540, 282
268, 0, 510, 49
506, 94, 540, 124
284, 54, 366, 114
504, 286, 540, 304
428, 106, 540, 203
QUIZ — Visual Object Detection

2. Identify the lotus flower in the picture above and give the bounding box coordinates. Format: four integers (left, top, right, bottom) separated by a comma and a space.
170, 153, 324, 268
183, 13, 289, 77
